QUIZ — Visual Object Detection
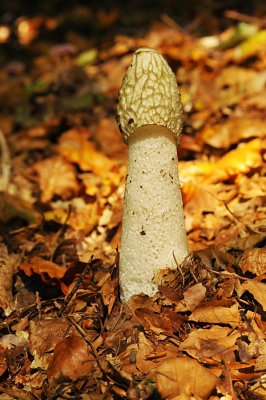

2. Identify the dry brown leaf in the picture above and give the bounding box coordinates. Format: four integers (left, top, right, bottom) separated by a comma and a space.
238, 248, 266, 276
189, 299, 241, 325
47, 335, 95, 383
205, 139, 263, 184
33, 155, 79, 203
0, 345, 7, 377
99, 273, 117, 315
180, 139, 263, 186
0, 192, 40, 225
28, 320, 73, 370
134, 307, 172, 334
155, 356, 218, 400
44, 198, 101, 232
58, 127, 116, 176
198, 118, 266, 148
176, 283, 206, 312
94, 117, 128, 160
240, 281, 266, 311
179, 326, 240, 363
20, 256, 66, 282
236, 173, 266, 199
0, 245, 18, 316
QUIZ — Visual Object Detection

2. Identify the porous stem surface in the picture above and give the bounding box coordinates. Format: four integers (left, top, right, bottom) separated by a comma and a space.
119, 125, 189, 302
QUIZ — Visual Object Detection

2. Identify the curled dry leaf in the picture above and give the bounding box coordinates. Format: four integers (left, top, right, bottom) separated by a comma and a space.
180, 138, 263, 186
32, 155, 79, 203
189, 299, 241, 326
240, 281, 266, 311
155, 356, 218, 400
238, 248, 266, 276
205, 138, 263, 184
198, 117, 266, 148
20, 256, 66, 282
177, 283, 206, 312
47, 335, 95, 383
58, 127, 116, 177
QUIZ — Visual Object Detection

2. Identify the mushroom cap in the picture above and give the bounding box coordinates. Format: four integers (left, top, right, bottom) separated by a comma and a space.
117, 47, 183, 144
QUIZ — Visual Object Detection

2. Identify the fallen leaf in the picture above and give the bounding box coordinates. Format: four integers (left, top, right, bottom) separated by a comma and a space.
0, 345, 7, 377
20, 256, 66, 282
156, 356, 218, 400
240, 281, 266, 311
177, 283, 206, 312
234, 29, 266, 62
0, 192, 40, 225
238, 248, 266, 276
206, 139, 263, 184
180, 139, 263, 186
179, 326, 240, 363
198, 118, 266, 148
44, 198, 100, 232
58, 127, 116, 176
189, 299, 241, 325
94, 117, 127, 160
0, 245, 18, 316
47, 335, 95, 382
28, 320, 73, 370
32, 155, 79, 203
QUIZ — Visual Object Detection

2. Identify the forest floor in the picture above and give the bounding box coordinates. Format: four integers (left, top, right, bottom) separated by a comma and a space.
0, 1, 265, 399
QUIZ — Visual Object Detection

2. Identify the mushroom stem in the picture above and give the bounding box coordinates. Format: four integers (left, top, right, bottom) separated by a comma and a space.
119, 125, 188, 302
117, 47, 189, 302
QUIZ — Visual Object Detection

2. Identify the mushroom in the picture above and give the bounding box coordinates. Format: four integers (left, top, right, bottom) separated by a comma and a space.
117, 48, 189, 302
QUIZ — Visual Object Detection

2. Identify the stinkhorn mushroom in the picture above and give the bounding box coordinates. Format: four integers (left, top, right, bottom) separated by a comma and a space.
117, 48, 189, 302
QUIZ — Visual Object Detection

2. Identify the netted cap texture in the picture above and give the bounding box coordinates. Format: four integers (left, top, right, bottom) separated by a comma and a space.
117, 47, 183, 144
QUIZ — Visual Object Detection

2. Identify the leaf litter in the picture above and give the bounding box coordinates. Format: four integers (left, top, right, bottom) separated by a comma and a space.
0, 2, 265, 400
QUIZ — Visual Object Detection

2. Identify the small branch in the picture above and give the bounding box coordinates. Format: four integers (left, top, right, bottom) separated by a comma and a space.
225, 10, 266, 28
0, 129, 11, 191
202, 263, 266, 284
58, 256, 93, 317
173, 251, 185, 287
50, 204, 72, 262
67, 316, 109, 381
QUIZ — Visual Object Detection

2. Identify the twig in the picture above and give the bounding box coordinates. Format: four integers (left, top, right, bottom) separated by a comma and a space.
58, 256, 93, 317
66, 316, 109, 381
0, 129, 11, 191
173, 251, 185, 287
50, 204, 72, 262
225, 10, 266, 28
202, 263, 266, 284
223, 201, 257, 235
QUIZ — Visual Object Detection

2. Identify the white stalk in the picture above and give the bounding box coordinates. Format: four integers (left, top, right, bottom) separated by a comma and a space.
117, 48, 189, 302
120, 125, 188, 301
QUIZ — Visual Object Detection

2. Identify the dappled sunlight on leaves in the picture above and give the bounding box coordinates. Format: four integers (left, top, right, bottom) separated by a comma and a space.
0, 2, 265, 398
